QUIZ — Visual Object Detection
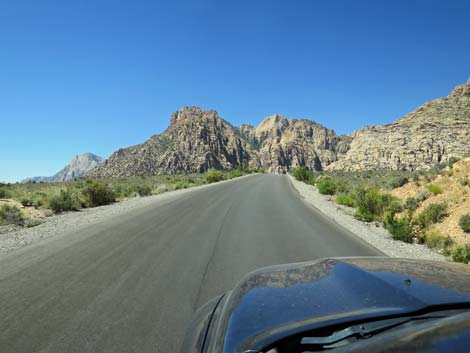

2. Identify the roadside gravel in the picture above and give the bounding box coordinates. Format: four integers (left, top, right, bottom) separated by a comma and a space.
0, 176, 253, 256
289, 175, 447, 261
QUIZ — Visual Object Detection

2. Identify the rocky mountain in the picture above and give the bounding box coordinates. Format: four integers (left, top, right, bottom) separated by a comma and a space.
327, 80, 470, 171
87, 79, 470, 177
23, 153, 104, 183
87, 107, 256, 178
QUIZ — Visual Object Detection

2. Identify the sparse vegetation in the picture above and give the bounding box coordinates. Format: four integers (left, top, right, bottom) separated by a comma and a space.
448, 244, 470, 264
0, 189, 13, 199
459, 214, 470, 233
416, 203, 448, 229
386, 176, 408, 189
420, 230, 453, 250
0, 204, 24, 225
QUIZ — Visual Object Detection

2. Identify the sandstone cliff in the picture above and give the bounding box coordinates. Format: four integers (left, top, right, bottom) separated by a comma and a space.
327, 80, 470, 171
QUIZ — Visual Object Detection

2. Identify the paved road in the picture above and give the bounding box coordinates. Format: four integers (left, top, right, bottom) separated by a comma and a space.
0, 174, 381, 353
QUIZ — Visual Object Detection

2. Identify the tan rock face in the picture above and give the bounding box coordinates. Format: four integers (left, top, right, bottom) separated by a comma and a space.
87, 80, 470, 178
327, 81, 470, 171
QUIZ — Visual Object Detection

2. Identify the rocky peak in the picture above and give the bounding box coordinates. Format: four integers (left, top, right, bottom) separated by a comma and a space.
169, 106, 218, 128
448, 80, 470, 98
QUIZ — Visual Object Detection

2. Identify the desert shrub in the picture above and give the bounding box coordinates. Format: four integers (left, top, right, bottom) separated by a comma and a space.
422, 230, 453, 250
228, 170, 244, 179
459, 214, 470, 233
384, 213, 413, 243
174, 181, 190, 190
425, 184, 442, 195
0, 204, 24, 225
292, 167, 314, 183
460, 178, 470, 187
49, 189, 81, 213
404, 197, 418, 211
449, 244, 470, 264
335, 194, 355, 207
205, 169, 226, 184
352, 186, 397, 222
81, 181, 116, 207
31, 193, 47, 208
416, 190, 430, 203
386, 176, 408, 189
26, 220, 44, 228
134, 184, 152, 196
317, 178, 337, 195
416, 203, 448, 229
20, 196, 34, 207
0, 189, 13, 199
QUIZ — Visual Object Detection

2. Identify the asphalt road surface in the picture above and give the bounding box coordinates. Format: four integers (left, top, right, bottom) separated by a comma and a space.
0, 174, 382, 353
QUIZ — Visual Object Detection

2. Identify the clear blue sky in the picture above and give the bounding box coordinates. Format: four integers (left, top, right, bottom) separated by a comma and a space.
1, 0, 469, 182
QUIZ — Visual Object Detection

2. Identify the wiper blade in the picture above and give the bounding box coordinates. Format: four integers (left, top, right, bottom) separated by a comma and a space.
301, 312, 449, 346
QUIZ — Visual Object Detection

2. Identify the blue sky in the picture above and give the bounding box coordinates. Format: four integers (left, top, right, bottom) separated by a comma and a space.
1, 0, 469, 182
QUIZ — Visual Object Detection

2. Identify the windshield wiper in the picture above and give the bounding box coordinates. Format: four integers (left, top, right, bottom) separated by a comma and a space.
300, 311, 454, 347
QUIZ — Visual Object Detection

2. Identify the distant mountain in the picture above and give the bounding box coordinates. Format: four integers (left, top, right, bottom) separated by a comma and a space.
23, 153, 104, 183
87, 79, 470, 177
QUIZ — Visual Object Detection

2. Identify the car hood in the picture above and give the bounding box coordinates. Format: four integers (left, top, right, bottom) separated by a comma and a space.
210, 257, 470, 353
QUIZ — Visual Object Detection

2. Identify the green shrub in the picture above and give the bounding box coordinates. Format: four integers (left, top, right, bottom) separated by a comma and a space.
386, 176, 408, 189
20, 197, 34, 207
134, 184, 152, 196
416, 203, 448, 229
81, 181, 116, 207
416, 190, 430, 203
0, 204, 24, 225
228, 170, 243, 179
205, 169, 226, 184
292, 167, 314, 183
0, 189, 13, 199
26, 220, 44, 228
335, 194, 355, 207
384, 213, 413, 243
426, 184, 442, 195
459, 214, 470, 233
352, 186, 396, 222
49, 190, 81, 213
317, 178, 337, 195
404, 197, 418, 211
449, 244, 470, 264
422, 230, 453, 250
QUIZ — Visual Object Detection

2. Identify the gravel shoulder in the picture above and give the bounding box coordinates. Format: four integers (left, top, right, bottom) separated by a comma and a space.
289, 175, 447, 261
0, 175, 255, 257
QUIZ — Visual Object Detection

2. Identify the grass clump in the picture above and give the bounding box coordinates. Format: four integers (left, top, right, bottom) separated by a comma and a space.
49, 189, 82, 213
335, 194, 355, 207
425, 183, 442, 195
292, 167, 314, 183
0, 204, 24, 225
205, 169, 226, 184
317, 178, 337, 195
384, 213, 413, 243
81, 181, 116, 207
459, 214, 470, 233
420, 230, 453, 250
26, 219, 44, 228
448, 244, 470, 264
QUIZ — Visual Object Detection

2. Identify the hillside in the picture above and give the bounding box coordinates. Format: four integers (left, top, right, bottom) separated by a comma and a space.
391, 157, 470, 245
327, 80, 470, 171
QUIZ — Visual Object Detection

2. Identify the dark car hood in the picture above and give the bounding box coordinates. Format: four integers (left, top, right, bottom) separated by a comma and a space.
210, 257, 470, 353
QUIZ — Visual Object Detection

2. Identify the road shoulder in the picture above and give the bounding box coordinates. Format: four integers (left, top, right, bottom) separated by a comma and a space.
288, 175, 446, 261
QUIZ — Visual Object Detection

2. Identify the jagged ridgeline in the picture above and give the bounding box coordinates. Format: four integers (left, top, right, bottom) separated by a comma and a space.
87, 80, 470, 178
